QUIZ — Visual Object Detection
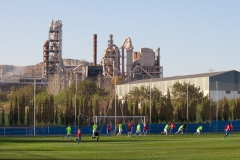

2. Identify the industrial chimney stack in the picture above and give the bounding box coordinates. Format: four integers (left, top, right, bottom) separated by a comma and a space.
93, 34, 97, 66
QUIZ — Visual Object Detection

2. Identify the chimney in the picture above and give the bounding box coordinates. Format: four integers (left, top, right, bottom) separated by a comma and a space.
93, 34, 97, 66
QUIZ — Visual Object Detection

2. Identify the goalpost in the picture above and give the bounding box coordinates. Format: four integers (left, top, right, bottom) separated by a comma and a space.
93, 116, 146, 134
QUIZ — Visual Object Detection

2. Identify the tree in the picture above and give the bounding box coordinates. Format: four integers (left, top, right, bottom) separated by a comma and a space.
134, 100, 138, 116
236, 98, 240, 119
49, 95, 54, 124
222, 97, 229, 121
27, 103, 34, 126
55, 105, 58, 125
60, 109, 65, 125
8, 101, 14, 126
171, 82, 203, 122
165, 88, 173, 123
37, 104, 42, 124
92, 94, 100, 116
151, 99, 157, 123
1, 108, 5, 126
210, 101, 217, 120
26, 108, 30, 126
122, 99, 129, 116
69, 96, 75, 125
188, 99, 196, 122
42, 97, 49, 125
13, 96, 18, 126
159, 94, 166, 123
19, 94, 26, 126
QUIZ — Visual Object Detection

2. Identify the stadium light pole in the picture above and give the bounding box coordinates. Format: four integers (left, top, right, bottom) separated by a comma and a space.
216, 81, 218, 132
113, 61, 117, 134
34, 79, 36, 136
75, 73, 77, 131
187, 81, 188, 124
149, 78, 152, 133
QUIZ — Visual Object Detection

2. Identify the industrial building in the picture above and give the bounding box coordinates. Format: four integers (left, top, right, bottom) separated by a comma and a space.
116, 70, 240, 101
42, 20, 163, 93
0, 73, 46, 92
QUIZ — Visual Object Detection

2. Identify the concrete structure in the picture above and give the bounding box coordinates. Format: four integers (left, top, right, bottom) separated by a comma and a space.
117, 70, 240, 101
0, 74, 46, 92
43, 19, 65, 81
101, 34, 163, 81
101, 35, 121, 77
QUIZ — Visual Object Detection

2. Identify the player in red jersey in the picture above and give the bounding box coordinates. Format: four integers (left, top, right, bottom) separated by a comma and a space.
76, 127, 81, 144
170, 122, 175, 136
127, 121, 133, 137
142, 123, 148, 136
229, 123, 234, 136
106, 122, 111, 138
223, 123, 231, 139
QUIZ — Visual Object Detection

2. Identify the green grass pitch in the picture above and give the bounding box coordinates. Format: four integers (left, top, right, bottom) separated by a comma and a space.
0, 134, 240, 159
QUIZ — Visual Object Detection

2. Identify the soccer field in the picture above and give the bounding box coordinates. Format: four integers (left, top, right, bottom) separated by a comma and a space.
0, 134, 239, 160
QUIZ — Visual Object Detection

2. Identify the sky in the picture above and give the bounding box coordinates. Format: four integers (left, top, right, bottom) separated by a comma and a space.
0, 0, 239, 77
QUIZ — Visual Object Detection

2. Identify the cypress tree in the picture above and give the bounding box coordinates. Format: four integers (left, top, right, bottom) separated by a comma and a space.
49, 95, 54, 124
223, 97, 229, 121
166, 88, 173, 123
134, 100, 138, 116
8, 102, 14, 126
42, 97, 49, 125
26, 108, 30, 126
37, 104, 42, 124
28, 102, 34, 126
151, 99, 157, 123
60, 110, 65, 125
19, 95, 26, 126
55, 105, 58, 125
13, 96, 18, 126
1, 108, 5, 126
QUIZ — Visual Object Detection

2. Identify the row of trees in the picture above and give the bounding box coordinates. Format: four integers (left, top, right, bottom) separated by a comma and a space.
1, 79, 240, 126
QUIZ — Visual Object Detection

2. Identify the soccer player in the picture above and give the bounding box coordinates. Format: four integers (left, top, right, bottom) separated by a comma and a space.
117, 122, 123, 137
175, 124, 184, 135
224, 123, 231, 139
63, 125, 72, 140
127, 121, 133, 137
161, 123, 170, 136
106, 122, 111, 138
91, 123, 97, 139
142, 123, 148, 136
76, 127, 82, 144
170, 122, 175, 136
92, 124, 100, 141
133, 123, 141, 137
194, 126, 202, 136
229, 123, 234, 136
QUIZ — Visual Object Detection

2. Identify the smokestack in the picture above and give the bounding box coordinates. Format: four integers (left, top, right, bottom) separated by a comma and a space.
93, 34, 97, 66
43, 40, 49, 80
156, 47, 160, 66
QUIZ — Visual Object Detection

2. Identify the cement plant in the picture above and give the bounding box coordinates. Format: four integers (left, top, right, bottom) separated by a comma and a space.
0, 19, 163, 93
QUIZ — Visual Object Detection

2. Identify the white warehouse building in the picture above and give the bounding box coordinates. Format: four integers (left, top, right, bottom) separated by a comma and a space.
117, 70, 240, 101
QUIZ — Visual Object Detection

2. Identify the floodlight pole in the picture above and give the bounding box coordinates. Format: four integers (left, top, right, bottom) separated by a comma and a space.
149, 78, 152, 133
216, 81, 218, 132
34, 79, 36, 136
113, 61, 117, 134
187, 82, 188, 123
75, 74, 77, 131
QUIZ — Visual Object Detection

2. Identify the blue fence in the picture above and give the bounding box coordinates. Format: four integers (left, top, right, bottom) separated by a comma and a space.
1, 120, 240, 136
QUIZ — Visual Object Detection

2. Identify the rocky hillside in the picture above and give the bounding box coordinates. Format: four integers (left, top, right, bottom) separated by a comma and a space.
0, 59, 84, 76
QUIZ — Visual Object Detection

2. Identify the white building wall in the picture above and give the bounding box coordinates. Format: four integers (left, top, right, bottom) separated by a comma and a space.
117, 76, 210, 99
210, 91, 240, 101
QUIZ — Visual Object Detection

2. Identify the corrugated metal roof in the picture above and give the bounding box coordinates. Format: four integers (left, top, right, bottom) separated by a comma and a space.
126, 70, 236, 84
